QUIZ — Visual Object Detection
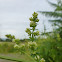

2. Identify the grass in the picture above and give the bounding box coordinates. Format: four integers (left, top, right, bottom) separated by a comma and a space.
0, 55, 23, 62
0, 42, 15, 53
0, 42, 35, 62
0, 53, 34, 62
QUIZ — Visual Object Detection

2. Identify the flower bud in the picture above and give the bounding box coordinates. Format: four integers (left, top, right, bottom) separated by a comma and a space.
33, 31, 39, 36
14, 44, 19, 49
36, 19, 39, 22
32, 12, 38, 18
35, 55, 40, 60
30, 21, 37, 27
19, 44, 25, 48
25, 28, 31, 36
40, 58, 45, 62
28, 41, 37, 50
29, 17, 33, 21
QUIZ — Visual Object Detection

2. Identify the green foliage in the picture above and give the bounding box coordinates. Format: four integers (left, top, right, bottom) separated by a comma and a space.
0, 54, 31, 62
37, 32, 62, 62
0, 42, 16, 53
38, 0, 62, 38
13, 39, 20, 44
13, 38, 46, 62
28, 41, 37, 51
25, 12, 39, 42
5, 34, 15, 40
1, 7, 62, 62
25, 28, 31, 36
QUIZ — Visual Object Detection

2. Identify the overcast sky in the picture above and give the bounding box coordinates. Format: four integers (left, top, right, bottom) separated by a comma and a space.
0, 0, 56, 39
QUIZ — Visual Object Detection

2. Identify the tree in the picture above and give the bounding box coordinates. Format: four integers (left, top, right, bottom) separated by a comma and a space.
38, 0, 62, 38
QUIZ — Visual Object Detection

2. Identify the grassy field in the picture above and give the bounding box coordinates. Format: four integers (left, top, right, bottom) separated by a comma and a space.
0, 53, 33, 62
0, 59, 15, 62
0, 42, 34, 62
0, 37, 62, 62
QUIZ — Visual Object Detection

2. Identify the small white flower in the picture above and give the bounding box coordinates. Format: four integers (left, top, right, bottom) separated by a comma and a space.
35, 55, 40, 60
40, 58, 45, 62
20, 44, 25, 48
33, 42, 37, 46
28, 41, 37, 47
37, 55, 40, 59
14, 44, 19, 49
28, 41, 37, 50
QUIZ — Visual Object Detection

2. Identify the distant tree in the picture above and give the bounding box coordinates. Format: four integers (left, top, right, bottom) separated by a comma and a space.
38, 0, 62, 38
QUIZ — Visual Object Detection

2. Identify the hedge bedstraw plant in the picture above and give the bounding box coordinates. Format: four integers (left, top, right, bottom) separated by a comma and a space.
25, 12, 39, 42
5, 12, 45, 62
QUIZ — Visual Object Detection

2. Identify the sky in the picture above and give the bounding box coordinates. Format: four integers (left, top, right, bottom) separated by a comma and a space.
0, 0, 56, 39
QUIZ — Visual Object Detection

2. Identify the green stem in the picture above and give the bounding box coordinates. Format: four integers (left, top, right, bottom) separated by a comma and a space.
32, 27, 34, 42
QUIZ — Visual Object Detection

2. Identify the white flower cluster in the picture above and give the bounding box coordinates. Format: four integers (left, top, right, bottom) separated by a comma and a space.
14, 44, 25, 49
35, 55, 40, 60
34, 55, 45, 62
28, 41, 37, 50
19, 44, 25, 48
14, 44, 19, 49
12, 39, 20, 44
40, 58, 45, 62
